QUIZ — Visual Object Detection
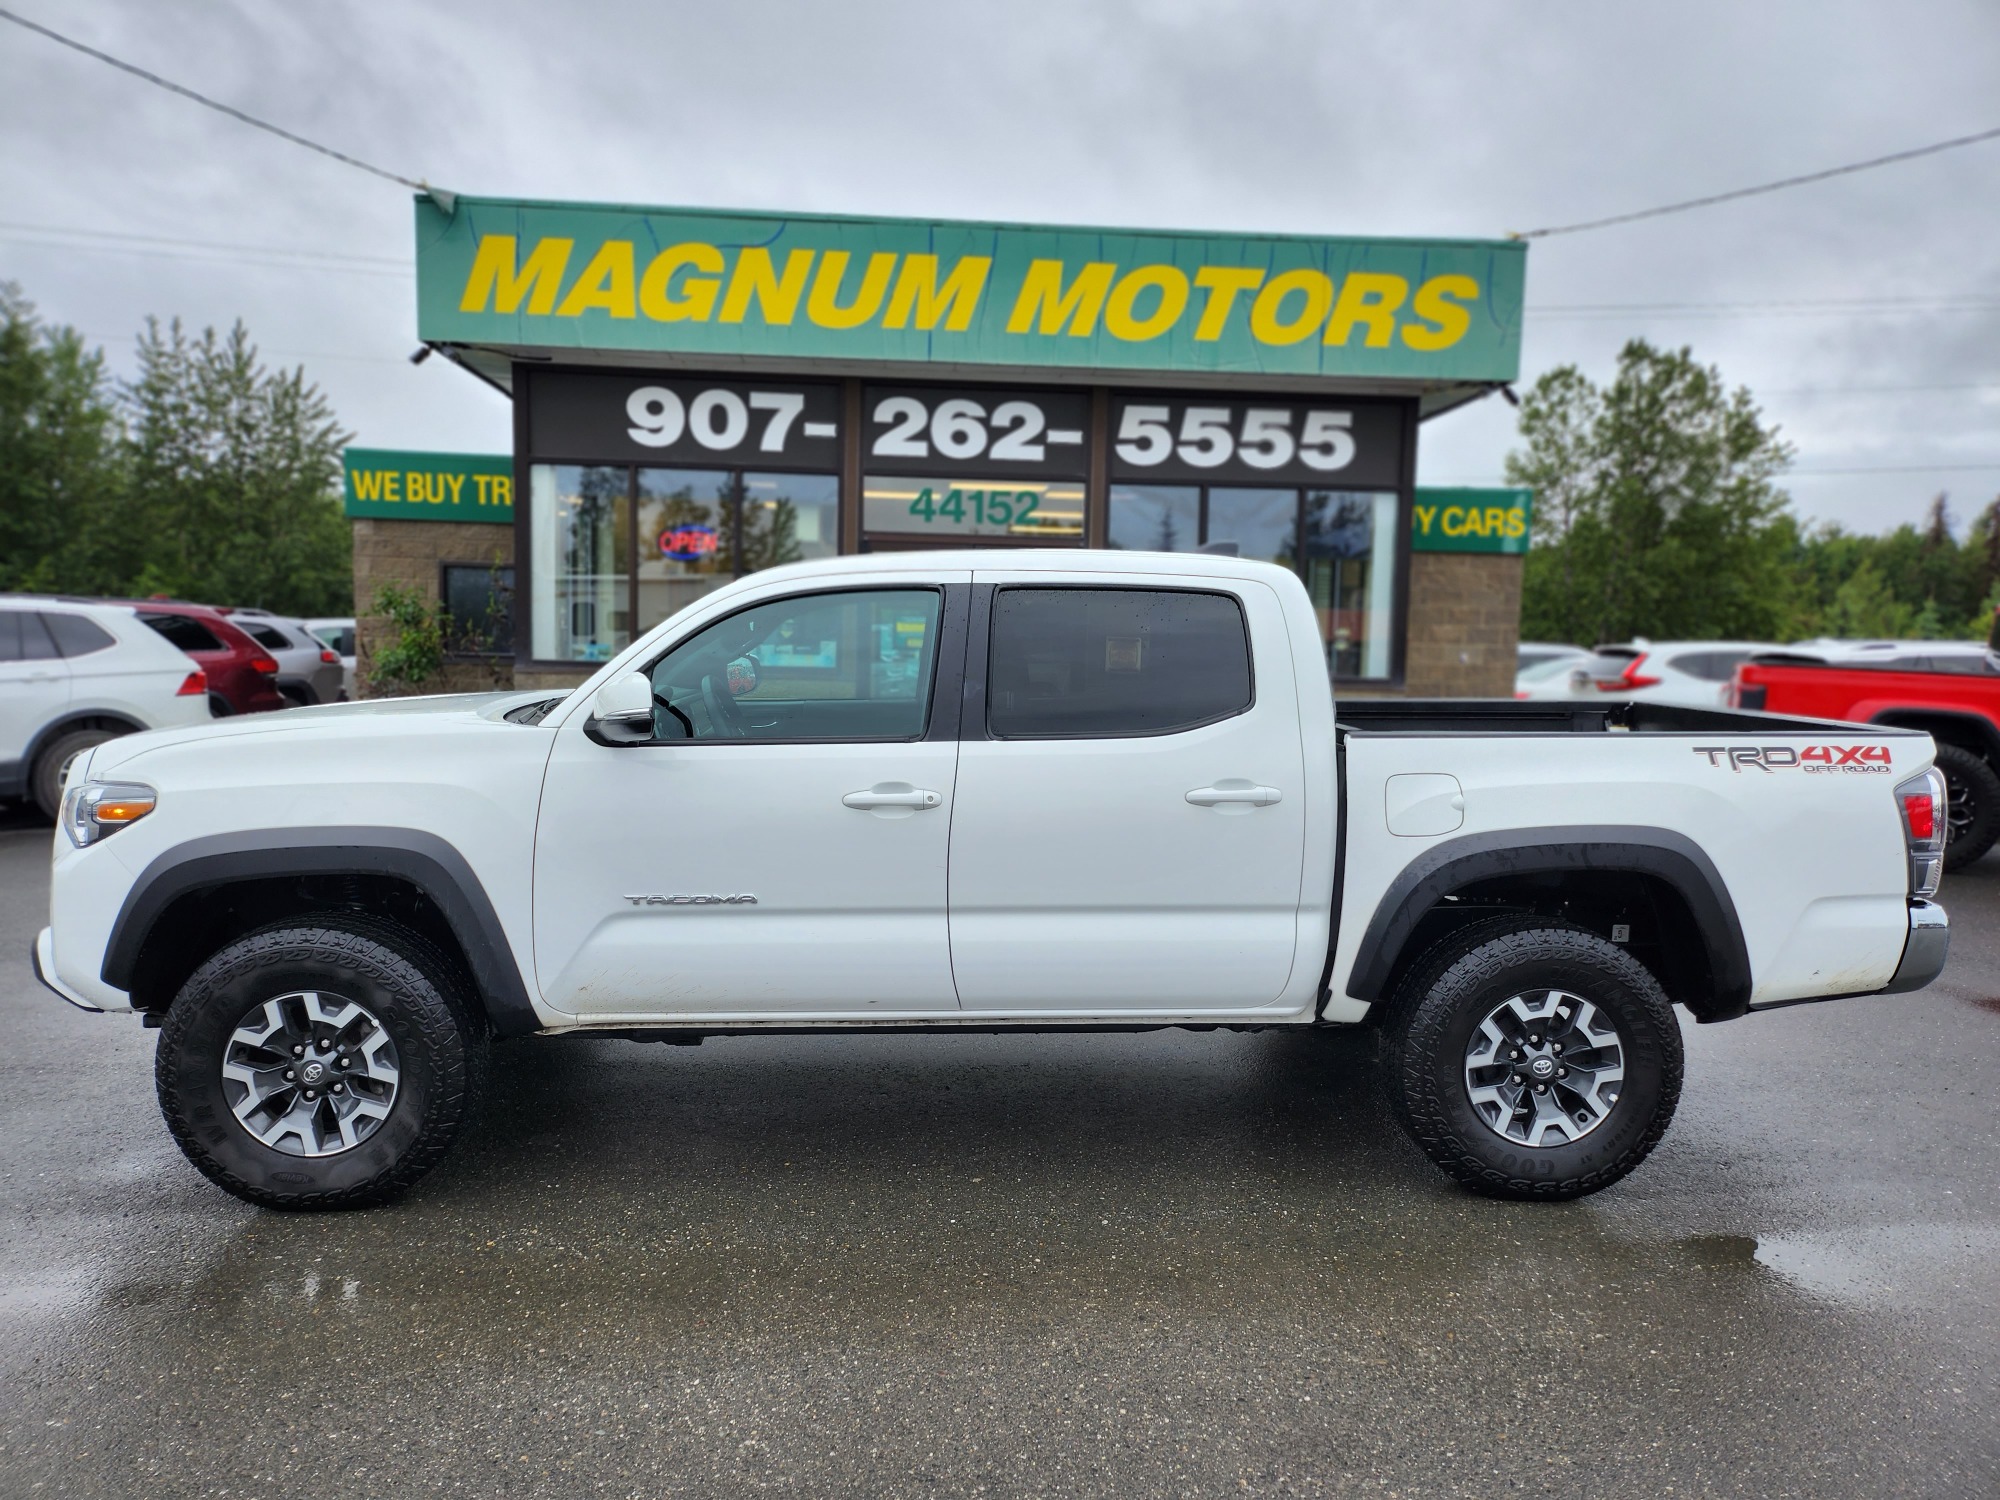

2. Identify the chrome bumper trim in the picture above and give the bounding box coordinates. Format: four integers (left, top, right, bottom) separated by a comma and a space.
1881, 900, 1950, 995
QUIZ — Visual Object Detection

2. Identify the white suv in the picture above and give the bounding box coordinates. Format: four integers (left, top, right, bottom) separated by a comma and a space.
1, 597, 213, 818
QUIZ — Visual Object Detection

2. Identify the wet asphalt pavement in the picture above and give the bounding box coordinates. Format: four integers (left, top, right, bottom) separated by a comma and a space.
1, 808, 1996, 1499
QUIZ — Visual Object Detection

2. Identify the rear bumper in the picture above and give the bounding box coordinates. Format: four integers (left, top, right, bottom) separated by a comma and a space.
1881, 900, 1950, 995
31, 927, 101, 1013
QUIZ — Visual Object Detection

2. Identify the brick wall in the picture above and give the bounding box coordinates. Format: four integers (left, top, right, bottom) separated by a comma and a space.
1401, 552, 1523, 698
351, 518, 516, 697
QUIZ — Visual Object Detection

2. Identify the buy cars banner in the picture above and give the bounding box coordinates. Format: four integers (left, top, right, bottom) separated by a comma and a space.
1411, 487, 1533, 554
343, 448, 513, 523
416, 195, 1526, 384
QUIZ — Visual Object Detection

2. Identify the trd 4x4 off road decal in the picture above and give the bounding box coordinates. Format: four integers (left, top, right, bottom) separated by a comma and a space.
1693, 745, 1894, 774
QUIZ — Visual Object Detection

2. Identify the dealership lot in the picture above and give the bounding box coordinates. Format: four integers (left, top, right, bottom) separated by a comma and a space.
1, 806, 1996, 1498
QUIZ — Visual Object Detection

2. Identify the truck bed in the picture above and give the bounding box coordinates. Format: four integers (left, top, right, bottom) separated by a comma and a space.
1335, 697, 1859, 736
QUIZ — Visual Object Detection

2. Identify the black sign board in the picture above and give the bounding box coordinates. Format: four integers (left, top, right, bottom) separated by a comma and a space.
1107, 394, 1404, 488
525, 369, 840, 470
862, 385, 1092, 481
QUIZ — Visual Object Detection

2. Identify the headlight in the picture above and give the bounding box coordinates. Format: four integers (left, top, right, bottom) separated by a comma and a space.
61, 781, 158, 848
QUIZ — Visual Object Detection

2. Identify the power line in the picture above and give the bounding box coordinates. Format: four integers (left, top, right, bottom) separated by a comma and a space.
1426, 462, 2000, 483
0, 221, 406, 268
1513, 124, 2000, 240
0, 7, 428, 193
0, 232, 411, 278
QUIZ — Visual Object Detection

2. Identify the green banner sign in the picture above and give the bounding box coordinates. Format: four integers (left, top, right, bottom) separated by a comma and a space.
415, 195, 1526, 384
342, 448, 513, 523
1411, 487, 1533, 554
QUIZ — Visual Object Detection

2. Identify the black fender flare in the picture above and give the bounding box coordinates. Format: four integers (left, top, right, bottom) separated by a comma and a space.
23, 710, 147, 775
102, 827, 542, 1037
1868, 708, 2000, 764
1346, 824, 1753, 1020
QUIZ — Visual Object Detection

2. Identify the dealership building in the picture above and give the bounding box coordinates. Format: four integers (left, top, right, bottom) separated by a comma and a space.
348, 192, 1530, 695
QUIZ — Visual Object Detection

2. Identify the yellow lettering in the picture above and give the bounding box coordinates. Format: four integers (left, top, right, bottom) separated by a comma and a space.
352, 470, 387, 502
1413, 504, 1437, 535
639, 243, 724, 322
1250, 269, 1334, 345
1504, 507, 1525, 539
1103, 265, 1189, 342
458, 235, 573, 316
1006, 259, 1116, 336
1442, 506, 1467, 536
1192, 267, 1264, 340
1325, 272, 1408, 348
554, 240, 636, 318
445, 474, 465, 503
882, 254, 991, 331
1484, 507, 1506, 535
384, 473, 401, 501
806, 250, 898, 330
495, 475, 512, 506
1402, 274, 1478, 351
718, 248, 815, 325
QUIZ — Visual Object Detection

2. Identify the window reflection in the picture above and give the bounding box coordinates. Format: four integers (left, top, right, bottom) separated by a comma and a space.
529, 464, 630, 663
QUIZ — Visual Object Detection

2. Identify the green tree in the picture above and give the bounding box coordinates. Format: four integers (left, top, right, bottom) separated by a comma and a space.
0, 283, 126, 593
121, 319, 353, 615
1508, 339, 1799, 644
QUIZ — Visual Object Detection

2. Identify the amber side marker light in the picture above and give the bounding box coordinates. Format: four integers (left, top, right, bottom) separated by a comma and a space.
61, 782, 158, 848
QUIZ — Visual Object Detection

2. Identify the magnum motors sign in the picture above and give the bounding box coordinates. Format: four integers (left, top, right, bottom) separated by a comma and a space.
417, 196, 1526, 384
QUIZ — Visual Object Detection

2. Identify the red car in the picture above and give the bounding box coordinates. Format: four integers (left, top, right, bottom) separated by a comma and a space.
1732, 642, 2000, 869
98, 599, 288, 717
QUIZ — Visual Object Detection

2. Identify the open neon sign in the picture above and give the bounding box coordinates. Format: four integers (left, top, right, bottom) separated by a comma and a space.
659, 524, 720, 562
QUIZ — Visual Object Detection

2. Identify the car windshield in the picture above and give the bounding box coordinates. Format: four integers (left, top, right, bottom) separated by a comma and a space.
1518, 656, 1584, 684
1576, 649, 1640, 681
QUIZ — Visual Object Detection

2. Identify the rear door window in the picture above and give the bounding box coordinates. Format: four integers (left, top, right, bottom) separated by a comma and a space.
144, 614, 225, 653
41, 612, 117, 658
987, 587, 1252, 738
244, 623, 292, 651
15, 612, 61, 661
1670, 650, 1750, 683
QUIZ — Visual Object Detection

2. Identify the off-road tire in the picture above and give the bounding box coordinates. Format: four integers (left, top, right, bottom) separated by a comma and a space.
1380, 917, 1683, 1201
155, 919, 488, 1209
1934, 743, 2000, 871
31, 727, 117, 819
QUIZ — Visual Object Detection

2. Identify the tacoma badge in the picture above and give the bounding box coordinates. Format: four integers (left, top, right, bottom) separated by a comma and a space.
622, 894, 759, 906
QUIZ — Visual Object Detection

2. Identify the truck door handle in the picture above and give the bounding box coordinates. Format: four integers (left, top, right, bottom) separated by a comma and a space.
1186, 784, 1283, 807
843, 786, 942, 810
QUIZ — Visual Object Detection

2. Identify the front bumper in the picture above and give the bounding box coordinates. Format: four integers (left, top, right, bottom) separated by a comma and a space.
1881, 900, 1950, 995
31, 927, 101, 1013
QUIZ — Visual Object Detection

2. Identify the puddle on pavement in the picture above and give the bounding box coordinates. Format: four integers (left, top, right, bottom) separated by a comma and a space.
1687, 1224, 2000, 1310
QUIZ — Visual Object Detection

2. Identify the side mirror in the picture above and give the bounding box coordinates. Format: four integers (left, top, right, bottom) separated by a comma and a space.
588, 670, 655, 745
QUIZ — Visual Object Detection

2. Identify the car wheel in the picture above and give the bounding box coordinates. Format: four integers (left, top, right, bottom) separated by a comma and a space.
1933, 743, 2000, 871
207, 692, 235, 717
31, 727, 118, 820
155, 920, 488, 1210
277, 684, 314, 708
1380, 917, 1683, 1201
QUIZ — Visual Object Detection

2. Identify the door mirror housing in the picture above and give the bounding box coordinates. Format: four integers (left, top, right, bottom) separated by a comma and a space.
587, 670, 656, 745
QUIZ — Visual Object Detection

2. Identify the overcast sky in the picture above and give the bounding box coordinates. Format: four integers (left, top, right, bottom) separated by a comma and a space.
3, 0, 1997, 534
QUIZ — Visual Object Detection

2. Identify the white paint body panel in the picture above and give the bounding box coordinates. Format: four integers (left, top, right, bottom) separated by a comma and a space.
38, 550, 1922, 1033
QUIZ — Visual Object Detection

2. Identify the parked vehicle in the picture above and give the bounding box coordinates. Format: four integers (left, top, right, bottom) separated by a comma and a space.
35, 552, 1946, 1211
1516, 641, 1588, 674
96, 600, 287, 717
1734, 642, 2000, 869
226, 611, 346, 706
1524, 640, 1782, 707
0, 596, 211, 818
304, 617, 356, 701
1514, 653, 1589, 698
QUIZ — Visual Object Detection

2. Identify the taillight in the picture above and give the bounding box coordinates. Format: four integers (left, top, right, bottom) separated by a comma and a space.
175, 670, 207, 697
320, 649, 340, 664
1602, 653, 1662, 691
252, 655, 279, 674
1894, 768, 1948, 898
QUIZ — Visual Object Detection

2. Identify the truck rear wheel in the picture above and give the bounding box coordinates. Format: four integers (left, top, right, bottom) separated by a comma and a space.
1933, 743, 2000, 871
1380, 919, 1683, 1201
155, 921, 487, 1209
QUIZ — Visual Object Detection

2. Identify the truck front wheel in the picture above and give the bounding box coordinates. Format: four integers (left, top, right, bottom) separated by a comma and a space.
1380, 919, 1683, 1201
155, 921, 488, 1209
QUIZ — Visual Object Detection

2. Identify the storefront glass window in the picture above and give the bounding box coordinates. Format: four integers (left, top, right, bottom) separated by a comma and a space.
1205, 487, 1299, 567
1107, 485, 1199, 552
529, 464, 630, 663
1302, 490, 1398, 680
863, 477, 1084, 544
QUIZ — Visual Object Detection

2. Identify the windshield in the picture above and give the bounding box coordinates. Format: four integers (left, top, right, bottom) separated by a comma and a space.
1518, 656, 1584, 684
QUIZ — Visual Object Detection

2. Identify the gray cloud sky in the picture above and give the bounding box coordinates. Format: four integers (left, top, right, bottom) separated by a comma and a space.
3, 0, 1996, 533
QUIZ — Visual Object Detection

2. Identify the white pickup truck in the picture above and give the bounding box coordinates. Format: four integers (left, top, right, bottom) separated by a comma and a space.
34, 552, 1950, 1210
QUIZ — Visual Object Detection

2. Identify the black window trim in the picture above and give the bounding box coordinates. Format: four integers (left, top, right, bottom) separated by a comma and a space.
439, 560, 518, 662
977, 582, 1258, 743
607, 581, 966, 749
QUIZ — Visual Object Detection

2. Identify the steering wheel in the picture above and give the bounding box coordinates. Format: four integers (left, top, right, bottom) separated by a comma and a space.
700, 671, 749, 738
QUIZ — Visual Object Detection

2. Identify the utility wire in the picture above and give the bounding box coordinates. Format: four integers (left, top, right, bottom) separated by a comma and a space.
0, 221, 407, 268
1513, 125, 2000, 239
0, 7, 427, 193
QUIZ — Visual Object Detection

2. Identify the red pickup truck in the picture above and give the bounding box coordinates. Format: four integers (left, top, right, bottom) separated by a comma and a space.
1733, 643, 2000, 869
